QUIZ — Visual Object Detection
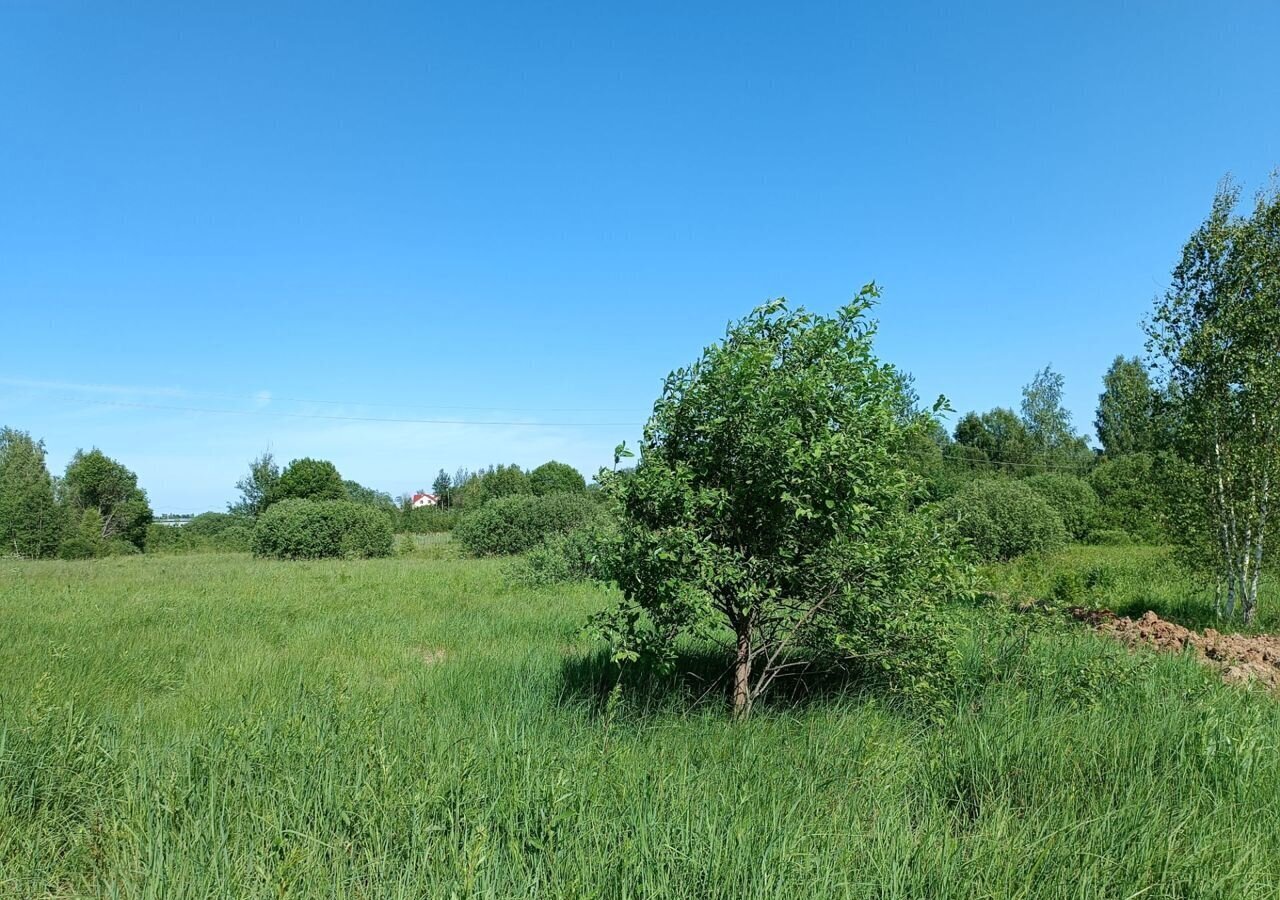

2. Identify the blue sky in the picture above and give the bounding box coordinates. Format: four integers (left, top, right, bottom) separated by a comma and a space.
2, 1, 1278, 513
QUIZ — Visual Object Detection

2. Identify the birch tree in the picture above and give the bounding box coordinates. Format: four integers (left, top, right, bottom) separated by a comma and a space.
1146, 180, 1280, 623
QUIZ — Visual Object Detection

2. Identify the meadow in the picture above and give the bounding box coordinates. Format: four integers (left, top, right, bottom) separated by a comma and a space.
3, 546, 1280, 899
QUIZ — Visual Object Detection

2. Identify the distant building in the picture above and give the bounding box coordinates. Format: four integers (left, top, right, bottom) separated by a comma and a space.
411, 492, 439, 509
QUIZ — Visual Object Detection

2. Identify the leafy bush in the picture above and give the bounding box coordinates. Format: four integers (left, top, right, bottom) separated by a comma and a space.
60, 449, 152, 550
1087, 528, 1133, 546
1023, 474, 1099, 541
400, 506, 461, 533
1087, 452, 1172, 543
252, 499, 393, 560
455, 492, 599, 557
452, 464, 530, 508
57, 533, 99, 560
528, 461, 587, 496
147, 516, 254, 554
272, 458, 346, 505
941, 478, 1068, 561
516, 521, 617, 585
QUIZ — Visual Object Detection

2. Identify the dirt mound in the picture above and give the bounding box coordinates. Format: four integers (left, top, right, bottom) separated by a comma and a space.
1068, 607, 1280, 690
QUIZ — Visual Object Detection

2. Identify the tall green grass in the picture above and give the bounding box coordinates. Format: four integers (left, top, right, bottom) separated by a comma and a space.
981, 544, 1280, 632
2, 551, 1279, 897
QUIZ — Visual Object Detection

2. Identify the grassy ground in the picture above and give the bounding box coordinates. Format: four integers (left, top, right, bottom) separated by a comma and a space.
981, 544, 1280, 632
3, 549, 1280, 898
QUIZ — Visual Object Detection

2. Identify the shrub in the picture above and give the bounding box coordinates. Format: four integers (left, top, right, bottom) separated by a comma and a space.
528, 461, 587, 496
455, 492, 599, 557
1022, 474, 1099, 541
941, 478, 1068, 562
517, 520, 617, 585
252, 499, 393, 560
57, 533, 99, 560
1087, 451, 1172, 543
338, 505, 396, 558
452, 464, 530, 508
146, 517, 254, 554
272, 458, 346, 505
184, 512, 242, 537
1087, 528, 1133, 546
400, 506, 461, 533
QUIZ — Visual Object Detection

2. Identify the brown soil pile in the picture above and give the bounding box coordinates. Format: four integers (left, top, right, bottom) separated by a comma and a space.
1068, 607, 1280, 690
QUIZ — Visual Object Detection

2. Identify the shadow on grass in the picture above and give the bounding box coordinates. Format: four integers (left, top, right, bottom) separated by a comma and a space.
556, 645, 879, 719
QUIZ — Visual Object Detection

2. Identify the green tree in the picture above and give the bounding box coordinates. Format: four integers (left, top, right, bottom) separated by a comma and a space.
432, 469, 453, 506
274, 458, 346, 504
453, 464, 530, 507
229, 450, 280, 517
61, 449, 153, 550
1020, 366, 1092, 471
1146, 180, 1280, 623
528, 460, 587, 496
594, 288, 964, 718
343, 479, 396, 511
1095, 356, 1160, 456
0, 427, 63, 558
953, 408, 1035, 472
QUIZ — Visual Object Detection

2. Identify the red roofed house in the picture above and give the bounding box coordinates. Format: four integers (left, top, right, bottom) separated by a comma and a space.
411, 492, 439, 509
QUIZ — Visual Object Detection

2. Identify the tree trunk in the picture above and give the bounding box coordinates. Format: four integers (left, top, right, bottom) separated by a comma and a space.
732, 619, 752, 720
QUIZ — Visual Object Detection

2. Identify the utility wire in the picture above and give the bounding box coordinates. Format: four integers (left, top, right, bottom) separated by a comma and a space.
80, 398, 641, 428
0, 377, 643, 415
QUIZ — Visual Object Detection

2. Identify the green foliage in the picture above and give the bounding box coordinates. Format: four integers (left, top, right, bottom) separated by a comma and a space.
343, 480, 397, 513
941, 478, 1069, 562
953, 408, 1035, 472
273, 458, 346, 504
1087, 451, 1176, 542
400, 505, 461, 533
60, 449, 153, 551
1146, 180, 1280, 623
251, 499, 393, 560
431, 469, 453, 506
1095, 355, 1162, 456
953, 368, 1093, 477
146, 512, 254, 554
455, 492, 600, 557
229, 451, 280, 517
1023, 473, 1099, 541
595, 288, 965, 717
1087, 528, 1134, 546
0, 428, 63, 558
516, 520, 618, 585
528, 460, 587, 496
453, 464, 531, 508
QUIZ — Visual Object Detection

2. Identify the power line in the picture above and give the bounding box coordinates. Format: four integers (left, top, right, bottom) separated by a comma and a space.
0, 377, 644, 415
79, 398, 642, 428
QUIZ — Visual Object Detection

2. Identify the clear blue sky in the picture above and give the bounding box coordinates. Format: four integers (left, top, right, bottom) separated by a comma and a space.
2, 1, 1278, 513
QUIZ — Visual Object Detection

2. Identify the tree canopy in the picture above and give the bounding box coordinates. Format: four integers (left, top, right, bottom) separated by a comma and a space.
595, 287, 964, 718
0, 427, 63, 558
274, 458, 346, 504
61, 449, 153, 550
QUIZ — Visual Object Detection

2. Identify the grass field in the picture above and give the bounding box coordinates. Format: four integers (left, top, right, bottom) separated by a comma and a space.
3, 548, 1280, 898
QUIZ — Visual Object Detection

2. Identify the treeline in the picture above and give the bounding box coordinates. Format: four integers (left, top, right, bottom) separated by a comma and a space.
899, 355, 1181, 558
226, 453, 595, 559
0, 431, 154, 559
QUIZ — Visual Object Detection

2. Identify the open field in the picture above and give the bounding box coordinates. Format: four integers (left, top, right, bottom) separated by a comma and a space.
3, 549, 1280, 898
